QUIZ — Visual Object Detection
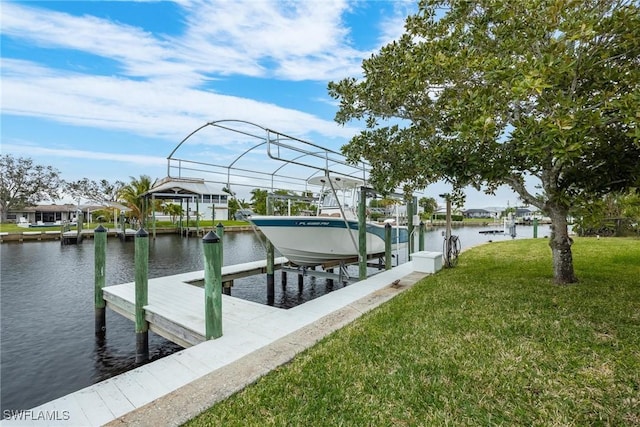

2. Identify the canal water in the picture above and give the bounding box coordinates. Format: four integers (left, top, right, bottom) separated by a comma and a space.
0, 224, 549, 413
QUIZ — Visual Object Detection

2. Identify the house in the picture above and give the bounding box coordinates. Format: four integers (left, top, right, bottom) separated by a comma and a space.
463, 208, 492, 218
7, 204, 78, 225
144, 177, 230, 221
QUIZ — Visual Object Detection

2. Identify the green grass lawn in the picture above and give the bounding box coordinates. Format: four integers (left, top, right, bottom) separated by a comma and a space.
186, 237, 640, 426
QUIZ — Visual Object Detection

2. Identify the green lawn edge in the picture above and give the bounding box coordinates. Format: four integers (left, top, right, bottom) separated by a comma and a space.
186, 237, 640, 426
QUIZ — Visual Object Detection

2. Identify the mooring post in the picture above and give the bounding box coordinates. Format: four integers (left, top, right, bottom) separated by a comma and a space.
94, 224, 107, 337
385, 223, 392, 270
266, 198, 275, 301
77, 212, 84, 244
134, 228, 149, 363
203, 231, 223, 339
407, 198, 414, 259
533, 217, 538, 238
419, 221, 425, 251
358, 186, 367, 281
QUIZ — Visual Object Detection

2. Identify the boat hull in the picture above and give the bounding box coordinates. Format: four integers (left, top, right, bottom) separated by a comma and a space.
249, 216, 408, 266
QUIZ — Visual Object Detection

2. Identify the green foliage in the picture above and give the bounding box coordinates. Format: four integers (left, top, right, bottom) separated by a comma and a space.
250, 188, 268, 214
162, 203, 183, 223
330, 0, 639, 205
573, 189, 640, 236
419, 196, 438, 217
64, 178, 124, 204
187, 238, 640, 426
432, 213, 464, 222
90, 209, 112, 222
117, 175, 154, 222
328, 0, 640, 283
227, 197, 243, 220
0, 154, 63, 222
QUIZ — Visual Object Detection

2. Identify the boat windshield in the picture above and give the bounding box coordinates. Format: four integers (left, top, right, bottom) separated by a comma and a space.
321, 192, 340, 208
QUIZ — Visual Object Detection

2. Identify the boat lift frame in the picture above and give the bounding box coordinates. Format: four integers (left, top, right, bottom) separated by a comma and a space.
164, 119, 417, 283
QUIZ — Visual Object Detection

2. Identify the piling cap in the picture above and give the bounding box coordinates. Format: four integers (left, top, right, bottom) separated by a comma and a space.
216, 222, 224, 228
135, 228, 149, 237
95, 224, 107, 232
203, 230, 220, 243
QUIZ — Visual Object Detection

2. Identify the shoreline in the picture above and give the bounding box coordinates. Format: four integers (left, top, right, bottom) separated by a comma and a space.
0, 226, 255, 244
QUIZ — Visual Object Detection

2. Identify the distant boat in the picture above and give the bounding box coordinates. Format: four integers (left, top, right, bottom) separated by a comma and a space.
249, 176, 409, 267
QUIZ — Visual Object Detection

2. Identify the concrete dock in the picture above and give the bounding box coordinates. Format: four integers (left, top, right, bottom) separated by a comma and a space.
1, 262, 426, 427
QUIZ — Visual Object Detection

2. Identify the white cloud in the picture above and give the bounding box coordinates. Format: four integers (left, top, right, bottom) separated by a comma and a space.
2, 143, 167, 167
1, 1, 371, 143
1, 58, 358, 141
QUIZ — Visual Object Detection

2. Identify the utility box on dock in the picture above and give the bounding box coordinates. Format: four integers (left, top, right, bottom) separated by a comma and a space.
411, 251, 443, 274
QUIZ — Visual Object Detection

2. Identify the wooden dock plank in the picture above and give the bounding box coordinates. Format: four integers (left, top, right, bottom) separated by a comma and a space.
102, 259, 289, 348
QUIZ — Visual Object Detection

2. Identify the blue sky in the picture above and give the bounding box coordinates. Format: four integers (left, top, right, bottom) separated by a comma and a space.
1, 0, 520, 208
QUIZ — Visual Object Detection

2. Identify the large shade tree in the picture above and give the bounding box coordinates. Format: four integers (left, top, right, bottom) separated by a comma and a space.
64, 178, 124, 204
329, 0, 640, 284
0, 155, 63, 222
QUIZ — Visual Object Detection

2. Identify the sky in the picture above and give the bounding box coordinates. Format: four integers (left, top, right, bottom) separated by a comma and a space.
1, 0, 522, 209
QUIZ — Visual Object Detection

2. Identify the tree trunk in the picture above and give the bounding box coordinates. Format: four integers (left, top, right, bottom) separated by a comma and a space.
548, 207, 578, 284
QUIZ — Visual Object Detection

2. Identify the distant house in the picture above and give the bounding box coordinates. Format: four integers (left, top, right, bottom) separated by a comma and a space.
7, 204, 77, 225
463, 207, 505, 219
145, 177, 230, 221
463, 208, 492, 218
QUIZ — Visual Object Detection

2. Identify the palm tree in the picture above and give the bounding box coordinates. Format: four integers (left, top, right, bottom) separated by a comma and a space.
163, 203, 183, 224
118, 175, 154, 226
250, 188, 268, 214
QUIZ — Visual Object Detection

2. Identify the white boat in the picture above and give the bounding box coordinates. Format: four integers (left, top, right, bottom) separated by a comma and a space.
248, 176, 409, 267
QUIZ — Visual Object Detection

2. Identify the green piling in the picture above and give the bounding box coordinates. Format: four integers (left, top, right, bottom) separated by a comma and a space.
533, 217, 538, 238
203, 231, 222, 339
134, 228, 149, 363
94, 224, 107, 337
407, 198, 414, 258
385, 223, 392, 270
77, 212, 84, 244
266, 198, 275, 301
358, 187, 367, 280
419, 221, 425, 251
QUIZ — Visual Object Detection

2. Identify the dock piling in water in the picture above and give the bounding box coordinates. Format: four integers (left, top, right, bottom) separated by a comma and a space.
135, 228, 149, 363
94, 225, 107, 338
266, 198, 275, 301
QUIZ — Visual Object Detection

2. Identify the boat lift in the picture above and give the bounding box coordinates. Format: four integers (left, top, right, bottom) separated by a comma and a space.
163, 119, 420, 284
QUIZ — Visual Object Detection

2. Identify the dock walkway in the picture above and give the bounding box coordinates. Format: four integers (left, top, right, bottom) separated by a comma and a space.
103, 258, 288, 347
2, 262, 424, 427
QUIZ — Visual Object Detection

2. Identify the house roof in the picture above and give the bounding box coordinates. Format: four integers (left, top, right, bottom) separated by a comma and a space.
79, 202, 131, 212
19, 204, 77, 213
143, 177, 222, 199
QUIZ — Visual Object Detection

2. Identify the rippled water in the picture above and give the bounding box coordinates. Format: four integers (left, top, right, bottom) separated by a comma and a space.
0, 224, 549, 413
